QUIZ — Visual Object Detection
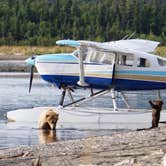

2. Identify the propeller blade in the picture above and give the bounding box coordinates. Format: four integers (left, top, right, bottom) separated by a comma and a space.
29, 65, 34, 93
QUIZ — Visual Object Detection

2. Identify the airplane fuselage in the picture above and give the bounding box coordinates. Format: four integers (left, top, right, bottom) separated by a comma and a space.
33, 53, 166, 91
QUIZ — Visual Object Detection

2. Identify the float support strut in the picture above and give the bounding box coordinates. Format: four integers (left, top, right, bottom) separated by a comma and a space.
111, 89, 118, 111
157, 90, 161, 99
120, 91, 131, 109
59, 89, 66, 106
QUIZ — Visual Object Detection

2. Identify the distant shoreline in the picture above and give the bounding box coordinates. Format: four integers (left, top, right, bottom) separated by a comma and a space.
0, 60, 28, 72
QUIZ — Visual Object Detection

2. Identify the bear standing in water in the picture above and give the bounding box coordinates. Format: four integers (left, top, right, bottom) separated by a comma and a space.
149, 100, 163, 128
38, 109, 59, 130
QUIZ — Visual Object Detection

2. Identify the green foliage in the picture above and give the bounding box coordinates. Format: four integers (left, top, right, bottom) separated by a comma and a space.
0, 0, 166, 45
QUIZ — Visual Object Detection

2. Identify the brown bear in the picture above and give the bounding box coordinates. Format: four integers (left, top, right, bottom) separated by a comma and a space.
38, 109, 59, 130
149, 100, 163, 128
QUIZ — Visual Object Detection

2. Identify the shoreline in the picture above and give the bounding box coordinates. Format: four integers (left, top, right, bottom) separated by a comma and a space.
0, 60, 28, 72
0, 124, 166, 166
0, 72, 39, 78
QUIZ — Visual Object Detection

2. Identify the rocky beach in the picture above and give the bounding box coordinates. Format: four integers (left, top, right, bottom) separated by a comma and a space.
0, 124, 166, 166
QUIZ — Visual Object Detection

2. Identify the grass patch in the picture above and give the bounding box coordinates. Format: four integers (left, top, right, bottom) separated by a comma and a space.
155, 46, 166, 57
0, 45, 166, 60
0, 46, 74, 60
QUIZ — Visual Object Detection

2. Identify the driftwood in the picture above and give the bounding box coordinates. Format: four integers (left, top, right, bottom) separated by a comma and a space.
0, 150, 32, 159
0, 152, 23, 159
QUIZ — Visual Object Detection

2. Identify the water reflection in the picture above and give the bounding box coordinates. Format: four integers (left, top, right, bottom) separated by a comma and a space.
38, 130, 57, 144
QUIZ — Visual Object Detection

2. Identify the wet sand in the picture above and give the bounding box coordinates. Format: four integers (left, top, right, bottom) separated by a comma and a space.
0, 124, 166, 166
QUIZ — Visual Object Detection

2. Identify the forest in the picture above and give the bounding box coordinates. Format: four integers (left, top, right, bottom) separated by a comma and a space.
0, 0, 166, 46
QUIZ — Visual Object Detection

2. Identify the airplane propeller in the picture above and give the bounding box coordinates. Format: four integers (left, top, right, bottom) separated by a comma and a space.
29, 65, 34, 93
26, 56, 36, 93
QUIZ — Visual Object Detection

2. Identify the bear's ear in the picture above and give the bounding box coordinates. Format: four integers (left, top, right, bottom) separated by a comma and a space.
46, 114, 49, 118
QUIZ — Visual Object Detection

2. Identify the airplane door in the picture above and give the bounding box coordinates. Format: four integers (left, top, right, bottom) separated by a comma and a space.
84, 51, 116, 87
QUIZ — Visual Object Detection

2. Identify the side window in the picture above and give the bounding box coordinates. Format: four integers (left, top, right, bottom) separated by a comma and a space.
85, 49, 114, 65
157, 58, 166, 66
100, 53, 114, 65
137, 58, 150, 67
118, 55, 134, 66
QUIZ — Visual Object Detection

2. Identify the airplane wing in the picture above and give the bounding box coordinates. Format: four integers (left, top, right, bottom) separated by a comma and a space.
105, 39, 160, 53
56, 39, 132, 55
56, 39, 160, 54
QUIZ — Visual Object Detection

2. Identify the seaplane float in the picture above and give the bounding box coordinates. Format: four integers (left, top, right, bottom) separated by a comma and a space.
7, 39, 166, 129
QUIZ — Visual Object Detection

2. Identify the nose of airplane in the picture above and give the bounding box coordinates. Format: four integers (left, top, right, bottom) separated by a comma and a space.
25, 56, 36, 66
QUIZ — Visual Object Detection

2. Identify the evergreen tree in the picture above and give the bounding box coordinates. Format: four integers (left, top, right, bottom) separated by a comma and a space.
0, 0, 165, 45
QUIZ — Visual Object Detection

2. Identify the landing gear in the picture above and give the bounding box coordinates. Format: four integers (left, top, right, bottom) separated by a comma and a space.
111, 89, 118, 111
157, 89, 161, 99
58, 86, 131, 111
59, 85, 75, 106
58, 86, 110, 108
59, 89, 66, 106
110, 90, 131, 111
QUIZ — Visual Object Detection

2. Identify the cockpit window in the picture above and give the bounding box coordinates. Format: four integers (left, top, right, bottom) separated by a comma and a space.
136, 58, 150, 67
157, 58, 166, 66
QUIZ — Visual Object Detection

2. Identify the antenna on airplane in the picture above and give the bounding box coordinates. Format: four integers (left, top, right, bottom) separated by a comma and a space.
127, 32, 136, 39
122, 35, 129, 40
122, 32, 136, 40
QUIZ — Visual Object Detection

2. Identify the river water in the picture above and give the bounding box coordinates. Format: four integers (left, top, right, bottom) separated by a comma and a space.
0, 73, 166, 149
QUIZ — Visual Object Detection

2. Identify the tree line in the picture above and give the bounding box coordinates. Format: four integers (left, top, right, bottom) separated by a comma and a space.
0, 0, 166, 46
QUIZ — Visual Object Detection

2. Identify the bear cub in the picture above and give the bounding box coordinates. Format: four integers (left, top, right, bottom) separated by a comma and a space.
149, 100, 163, 128
38, 109, 59, 130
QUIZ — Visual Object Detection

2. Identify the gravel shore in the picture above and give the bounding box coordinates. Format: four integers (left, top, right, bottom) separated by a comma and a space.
0, 124, 166, 166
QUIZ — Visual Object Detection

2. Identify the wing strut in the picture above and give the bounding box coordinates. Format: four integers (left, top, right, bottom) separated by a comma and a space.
111, 53, 118, 111
77, 49, 89, 87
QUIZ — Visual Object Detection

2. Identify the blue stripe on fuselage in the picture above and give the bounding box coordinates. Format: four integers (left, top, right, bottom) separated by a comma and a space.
40, 74, 166, 90
41, 75, 113, 89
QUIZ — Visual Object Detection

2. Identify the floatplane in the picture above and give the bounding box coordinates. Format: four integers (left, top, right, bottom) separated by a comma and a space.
25, 38, 166, 111
7, 38, 166, 129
